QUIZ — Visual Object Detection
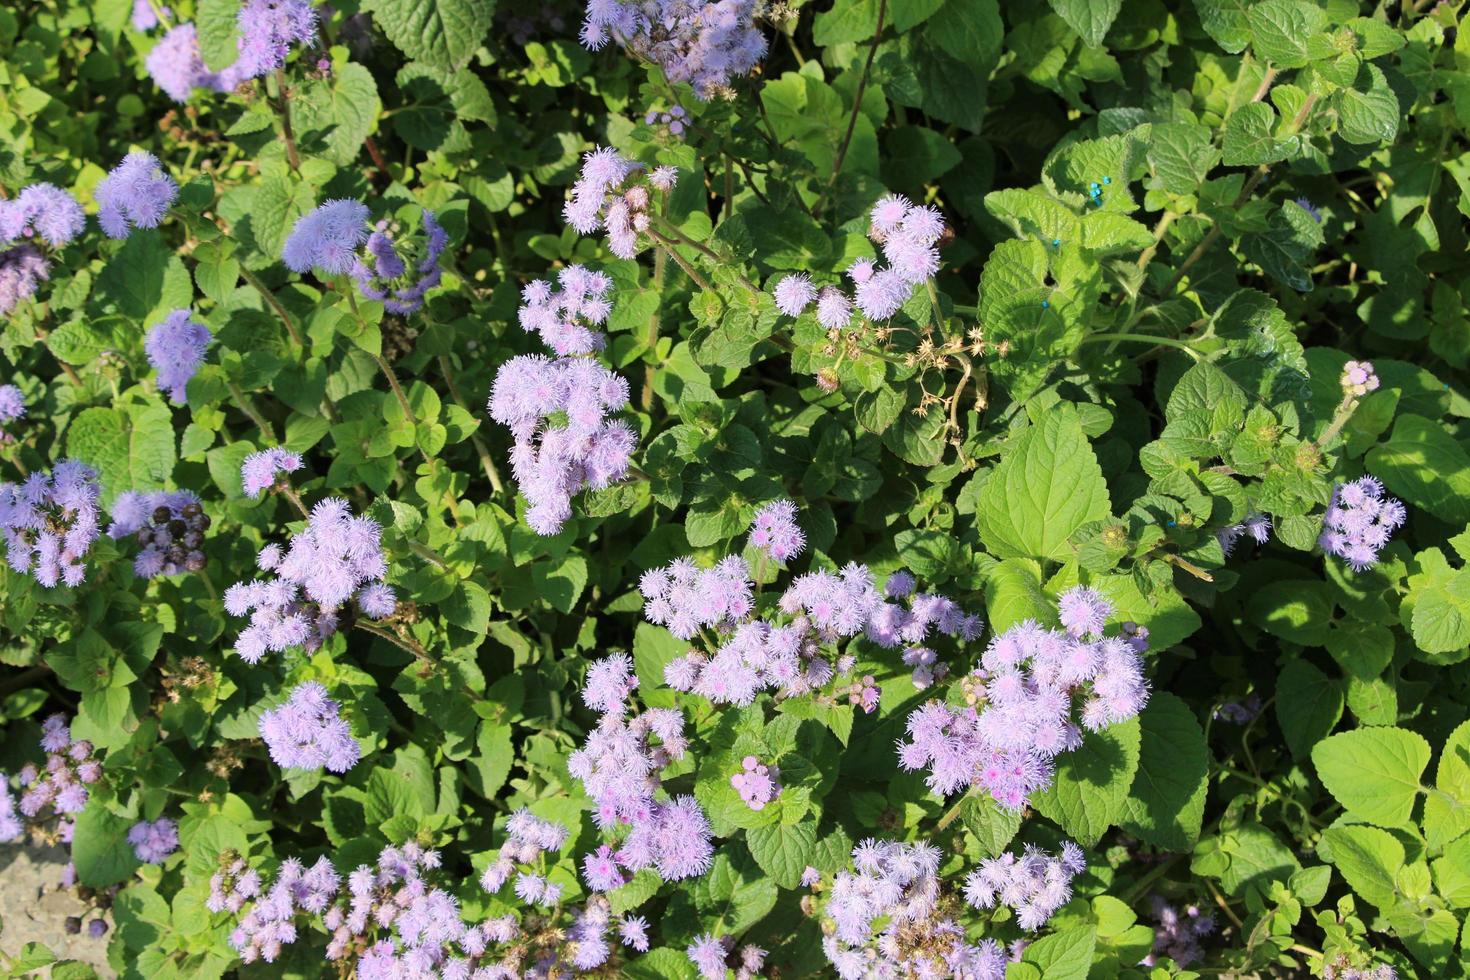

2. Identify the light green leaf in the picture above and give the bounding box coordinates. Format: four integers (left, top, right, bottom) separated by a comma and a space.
1312, 727, 1430, 827
746, 822, 817, 889
1047, 0, 1121, 47
1246, 0, 1328, 68
1425, 719, 1470, 851
1223, 102, 1290, 166
1320, 824, 1404, 908
1033, 717, 1141, 847
1121, 693, 1208, 850
1367, 414, 1470, 525
365, 0, 493, 71
1275, 659, 1344, 757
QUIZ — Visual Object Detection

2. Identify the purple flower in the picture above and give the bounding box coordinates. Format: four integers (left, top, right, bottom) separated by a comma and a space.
350, 211, 448, 316
240, 447, 303, 498
233, 0, 317, 79
562, 146, 649, 255
0, 460, 102, 587
96, 152, 178, 239
145, 22, 245, 101
356, 582, 397, 620
1218, 512, 1271, 557
0, 183, 86, 247
1057, 586, 1109, 639
1320, 476, 1405, 572
258, 682, 361, 772
515, 264, 614, 355
581, 0, 767, 100
748, 499, 805, 563
282, 200, 370, 275
619, 915, 650, 951
640, 554, 754, 639
774, 274, 816, 317
1144, 895, 1216, 967
132, 0, 170, 31
963, 842, 1085, 931
730, 755, 781, 810
815, 286, 853, 330
582, 844, 625, 892
0, 245, 49, 315
107, 489, 208, 578
583, 653, 638, 714
145, 309, 211, 403
688, 934, 730, 980
0, 384, 25, 443
853, 268, 910, 320
648, 166, 679, 191
127, 818, 180, 864
1341, 359, 1380, 399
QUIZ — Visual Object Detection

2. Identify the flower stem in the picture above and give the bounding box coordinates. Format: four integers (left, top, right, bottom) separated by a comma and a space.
647, 229, 714, 292
1081, 332, 1204, 362
643, 245, 666, 411
272, 70, 302, 173
225, 378, 278, 444
437, 355, 504, 494
828, 0, 887, 189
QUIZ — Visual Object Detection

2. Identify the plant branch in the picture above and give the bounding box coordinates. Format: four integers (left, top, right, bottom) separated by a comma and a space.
829, 0, 887, 188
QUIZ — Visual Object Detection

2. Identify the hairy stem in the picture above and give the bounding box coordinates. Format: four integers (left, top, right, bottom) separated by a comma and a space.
829, 0, 887, 188
273, 70, 302, 173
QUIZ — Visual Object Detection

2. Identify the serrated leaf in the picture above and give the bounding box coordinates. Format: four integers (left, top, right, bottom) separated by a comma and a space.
1047, 0, 1120, 47
746, 821, 817, 889
365, 0, 494, 71
1312, 727, 1430, 827
1120, 693, 1208, 850
1033, 717, 1141, 847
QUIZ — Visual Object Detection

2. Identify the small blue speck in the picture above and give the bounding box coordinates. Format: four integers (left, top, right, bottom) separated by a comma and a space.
1166, 520, 1177, 528
1040, 300, 1050, 309
1102, 176, 1112, 185
1050, 238, 1061, 248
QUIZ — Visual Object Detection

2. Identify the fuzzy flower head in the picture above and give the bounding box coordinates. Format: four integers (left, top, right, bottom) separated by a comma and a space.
1218, 511, 1271, 557
488, 354, 636, 535
1340, 360, 1380, 399
240, 448, 303, 498
516, 264, 615, 355
580, 0, 767, 99
562, 146, 660, 258
0, 460, 102, 588
1319, 476, 1405, 573
730, 755, 781, 810
0, 384, 25, 442
233, 0, 318, 79
17, 715, 100, 823
282, 200, 370, 275
774, 274, 816, 318
96, 152, 178, 239
963, 842, 1086, 932
0, 245, 50, 316
1142, 895, 1216, 968
748, 499, 805, 563
128, 818, 180, 864
258, 682, 361, 772
0, 183, 86, 248
145, 309, 211, 403
349, 210, 448, 316
640, 554, 754, 639
145, 22, 247, 101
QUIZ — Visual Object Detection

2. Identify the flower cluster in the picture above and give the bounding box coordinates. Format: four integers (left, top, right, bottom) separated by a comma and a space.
748, 498, 805, 563
580, 0, 767, 100
865, 569, 983, 688
233, 0, 317, 80
776, 193, 946, 326
131, 0, 168, 31
896, 586, 1149, 808
283, 199, 370, 275
645, 103, 689, 135
1140, 896, 1215, 968
0, 182, 85, 247
208, 856, 264, 914
1319, 476, 1406, 572
107, 489, 210, 578
478, 809, 570, 909
569, 655, 715, 884
962, 841, 1086, 931
258, 682, 361, 773
223, 498, 394, 662
823, 838, 1006, 979
1217, 512, 1271, 557
0, 459, 103, 587
229, 855, 340, 963
1340, 359, 1380, 399
0, 775, 22, 842
17, 715, 102, 823
640, 555, 754, 639
145, 308, 211, 403
350, 210, 448, 315
563, 146, 676, 257
146, 23, 245, 101
127, 818, 180, 864
96, 152, 179, 239
730, 755, 780, 810
0, 244, 50, 315
0, 384, 25, 443
516, 264, 614, 356
240, 447, 304, 498
487, 355, 637, 535
1323, 963, 1397, 980
687, 933, 767, 980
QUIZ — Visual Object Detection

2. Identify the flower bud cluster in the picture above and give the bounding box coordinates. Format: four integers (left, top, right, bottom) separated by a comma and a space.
108, 489, 210, 578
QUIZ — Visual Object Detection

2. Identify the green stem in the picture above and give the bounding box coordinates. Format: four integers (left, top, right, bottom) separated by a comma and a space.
647, 230, 714, 291
225, 378, 277, 444
1081, 332, 1204, 362
643, 246, 667, 411
272, 70, 302, 173
827, 0, 887, 189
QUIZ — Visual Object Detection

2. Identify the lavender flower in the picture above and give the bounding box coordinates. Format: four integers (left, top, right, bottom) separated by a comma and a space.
580, 0, 768, 100
229, 854, 340, 963
774, 274, 816, 317
823, 838, 1006, 980
639, 554, 754, 639
208, 857, 264, 914
0, 183, 86, 247
962, 841, 1086, 931
730, 755, 780, 810
1319, 476, 1406, 572
128, 818, 180, 864
1140, 896, 1215, 968
1214, 693, 1262, 724
132, 0, 170, 31
1217, 512, 1271, 557
1323, 964, 1397, 980
480, 809, 571, 906
562, 146, 657, 257
107, 489, 209, 578
240, 447, 303, 498
223, 498, 392, 662
282, 200, 370, 275
488, 354, 637, 535
145, 309, 211, 403
17, 715, 101, 823
0, 245, 49, 315
748, 499, 805, 562
0, 773, 24, 842
516, 264, 614, 355
648, 165, 679, 191
688, 934, 730, 979
145, 22, 244, 101
95, 152, 178, 239
0, 384, 25, 443
0, 460, 102, 587
896, 586, 1148, 809
232, 0, 317, 79
1341, 359, 1380, 399
815, 286, 853, 330
349, 211, 448, 315
258, 682, 361, 772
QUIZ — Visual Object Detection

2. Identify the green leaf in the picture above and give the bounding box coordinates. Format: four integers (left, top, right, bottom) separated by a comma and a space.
1406, 549, 1470, 657
1320, 824, 1404, 909
1337, 63, 1400, 145
1019, 925, 1097, 980
1033, 717, 1141, 847
95, 230, 191, 325
294, 62, 381, 166
67, 403, 176, 501
1121, 693, 1208, 850
984, 558, 1052, 633
961, 794, 1023, 856
976, 407, 1111, 562
1275, 660, 1344, 757
365, 0, 493, 71
1312, 727, 1431, 827
1222, 102, 1291, 166
1367, 414, 1470, 525
1425, 719, 1470, 851
1245, 580, 1335, 647
1047, 0, 1120, 47
1246, 0, 1328, 69
1193, 0, 1253, 53
72, 805, 142, 887
812, 0, 881, 46
1146, 122, 1220, 194
196, 0, 241, 72
746, 821, 817, 889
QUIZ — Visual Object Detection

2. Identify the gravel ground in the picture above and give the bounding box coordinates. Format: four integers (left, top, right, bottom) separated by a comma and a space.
0, 843, 115, 976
